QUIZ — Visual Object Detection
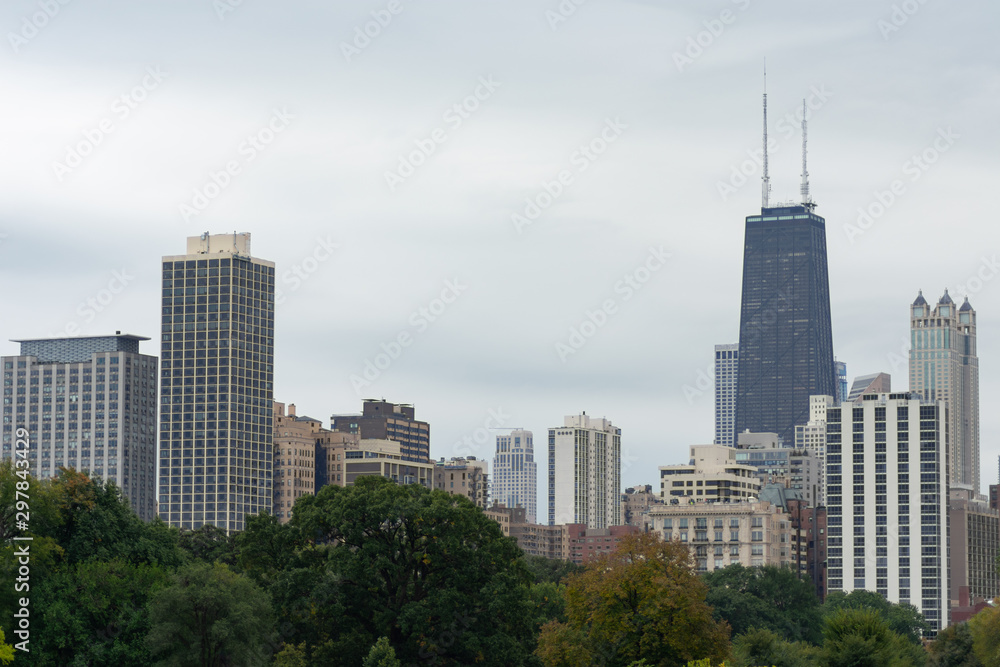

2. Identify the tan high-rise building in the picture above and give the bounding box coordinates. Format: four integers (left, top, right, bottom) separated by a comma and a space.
434, 456, 489, 509
273, 402, 324, 522
910, 290, 980, 495
486, 503, 639, 564
659, 444, 761, 502
322, 437, 433, 489
331, 399, 430, 463
622, 485, 663, 530
648, 499, 794, 573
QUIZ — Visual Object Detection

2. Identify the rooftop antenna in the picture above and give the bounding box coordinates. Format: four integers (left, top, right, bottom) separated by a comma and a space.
761, 61, 771, 210
800, 98, 814, 210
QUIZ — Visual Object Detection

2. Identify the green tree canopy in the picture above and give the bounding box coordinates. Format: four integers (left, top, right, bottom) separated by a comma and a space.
820, 608, 925, 667
363, 636, 402, 667
732, 626, 820, 667
969, 604, 1000, 667
928, 622, 982, 667
536, 532, 731, 667
822, 590, 929, 644
0, 627, 13, 666
178, 524, 236, 566
146, 561, 275, 667
28, 559, 170, 666
524, 554, 585, 584
291, 476, 539, 666
40, 468, 182, 568
703, 563, 824, 645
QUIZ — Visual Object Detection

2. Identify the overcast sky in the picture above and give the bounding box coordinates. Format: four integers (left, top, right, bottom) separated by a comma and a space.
2, 0, 998, 511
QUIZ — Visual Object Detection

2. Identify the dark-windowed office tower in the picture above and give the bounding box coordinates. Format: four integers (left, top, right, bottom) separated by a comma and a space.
159, 233, 275, 533
2, 334, 158, 520
734, 90, 835, 445
734, 204, 836, 445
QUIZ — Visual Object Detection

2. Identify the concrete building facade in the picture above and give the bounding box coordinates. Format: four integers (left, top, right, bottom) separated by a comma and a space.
794, 395, 834, 506
759, 484, 828, 601
910, 290, 980, 496
331, 399, 429, 463
948, 488, 999, 611
734, 436, 821, 508
648, 499, 794, 572
824, 393, 950, 634
548, 413, 621, 529
159, 232, 275, 533
493, 429, 537, 523
486, 503, 639, 564
272, 402, 326, 522
322, 437, 434, 489
622, 484, 663, 530
434, 456, 489, 509
714, 343, 738, 447
2, 334, 158, 520
659, 444, 761, 502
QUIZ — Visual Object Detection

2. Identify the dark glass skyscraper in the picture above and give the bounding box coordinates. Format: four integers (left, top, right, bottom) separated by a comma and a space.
159, 233, 275, 533
734, 204, 835, 445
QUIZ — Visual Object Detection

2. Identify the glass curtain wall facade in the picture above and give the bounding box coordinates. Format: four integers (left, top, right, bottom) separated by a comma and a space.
735, 205, 836, 445
159, 233, 275, 533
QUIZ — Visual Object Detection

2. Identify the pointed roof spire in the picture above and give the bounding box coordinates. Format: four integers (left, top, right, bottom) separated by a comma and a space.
912, 290, 927, 306
761, 59, 770, 210
939, 289, 954, 305
800, 98, 813, 208
959, 296, 973, 312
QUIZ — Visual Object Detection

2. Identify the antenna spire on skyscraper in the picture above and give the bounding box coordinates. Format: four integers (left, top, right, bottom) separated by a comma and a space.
762, 60, 771, 210
800, 98, 813, 209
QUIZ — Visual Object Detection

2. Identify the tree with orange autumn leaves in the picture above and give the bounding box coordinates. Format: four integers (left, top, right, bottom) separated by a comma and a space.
535, 532, 731, 667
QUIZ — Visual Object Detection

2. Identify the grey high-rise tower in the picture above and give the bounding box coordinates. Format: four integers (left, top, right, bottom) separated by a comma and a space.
734, 90, 836, 444
2, 334, 158, 520
714, 343, 738, 446
909, 290, 979, 494
159, 233, 275, 533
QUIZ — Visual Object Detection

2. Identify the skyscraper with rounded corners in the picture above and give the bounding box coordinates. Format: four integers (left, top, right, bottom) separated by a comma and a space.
493, 429, 537, 524
159, 232, 275, 533
734, 204, 836, 445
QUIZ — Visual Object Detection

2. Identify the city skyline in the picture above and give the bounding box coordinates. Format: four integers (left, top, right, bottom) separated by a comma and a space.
1, 1, 998, 499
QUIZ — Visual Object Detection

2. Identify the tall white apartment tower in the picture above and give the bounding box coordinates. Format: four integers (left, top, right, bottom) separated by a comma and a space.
714, 343, 739, 446
548, 413, 621, 529
159, 233, 276, 533
824, 394, 950, 633
493, 429, 537, 524
909, 290, 979, 495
